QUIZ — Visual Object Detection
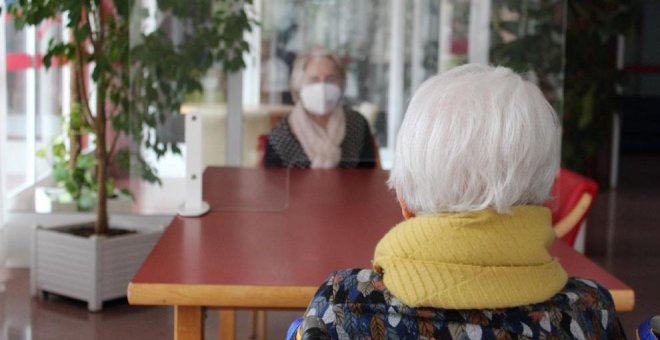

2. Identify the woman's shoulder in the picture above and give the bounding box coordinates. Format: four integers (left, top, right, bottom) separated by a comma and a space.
312, 271, 617, 311
342, 107, 373, 152
304, 270, 625, 339
549, 277, 617, 312
271, 115, 291, 132
344, 107, 370, 130
317, 271, 618, 313
268, 116, 294, 142
266, 115, 312, 168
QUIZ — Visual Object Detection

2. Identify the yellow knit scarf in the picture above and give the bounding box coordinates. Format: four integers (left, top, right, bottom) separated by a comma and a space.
372, 206, 567, 309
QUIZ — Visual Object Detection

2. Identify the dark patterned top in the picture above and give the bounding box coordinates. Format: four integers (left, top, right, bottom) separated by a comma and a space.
264, 109, 376, 168
300, 269, 626, 340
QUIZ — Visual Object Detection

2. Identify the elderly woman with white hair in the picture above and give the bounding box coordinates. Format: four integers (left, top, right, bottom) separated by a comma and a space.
289, 64, 624, 339
264, 48, 376, 168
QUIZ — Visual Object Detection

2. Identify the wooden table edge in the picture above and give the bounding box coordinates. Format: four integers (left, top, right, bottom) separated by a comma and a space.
610, 288, 635, 312
129, 283, 635, 312
128, 282, 318, 309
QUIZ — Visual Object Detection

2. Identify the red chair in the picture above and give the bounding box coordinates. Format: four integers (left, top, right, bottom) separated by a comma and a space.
257, 134, 268, 167
544, 168, 599, 252
371, 136, 381, 169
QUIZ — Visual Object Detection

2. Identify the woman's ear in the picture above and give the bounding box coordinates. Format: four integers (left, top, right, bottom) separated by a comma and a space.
397, 194, 416, 219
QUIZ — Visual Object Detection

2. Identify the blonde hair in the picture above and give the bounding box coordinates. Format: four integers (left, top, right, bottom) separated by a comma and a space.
388, 64, 561, 215
290, 47, 346, 102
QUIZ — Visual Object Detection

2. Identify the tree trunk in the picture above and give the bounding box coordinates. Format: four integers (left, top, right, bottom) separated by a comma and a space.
95, 78, 109, 235
69, 58, 82, 171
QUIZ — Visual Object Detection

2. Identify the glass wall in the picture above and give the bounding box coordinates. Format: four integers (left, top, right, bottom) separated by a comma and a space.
261, 0, 395, 107
4, 15, 32, 195
257, 0, 564, 164
127, 0, 257, 213
35, 19, 67, 181
489, 0, 566, 114
3, 13, 67, 199
1, 0, 565, 214
93, 0, 567, 213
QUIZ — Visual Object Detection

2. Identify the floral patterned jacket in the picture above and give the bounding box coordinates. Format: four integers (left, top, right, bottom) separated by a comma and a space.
301, 269, 626, 339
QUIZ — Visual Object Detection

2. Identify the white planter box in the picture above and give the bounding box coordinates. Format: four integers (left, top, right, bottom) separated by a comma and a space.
30, 220, 164, 311
35, 187, 133, 214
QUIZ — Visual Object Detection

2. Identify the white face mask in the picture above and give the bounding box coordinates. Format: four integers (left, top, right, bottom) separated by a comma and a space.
299, 83, 342, 115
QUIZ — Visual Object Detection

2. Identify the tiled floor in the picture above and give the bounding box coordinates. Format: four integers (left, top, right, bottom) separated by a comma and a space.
0, 268, 300, 339
1, 155, 659, 339
585, 155, 660, 336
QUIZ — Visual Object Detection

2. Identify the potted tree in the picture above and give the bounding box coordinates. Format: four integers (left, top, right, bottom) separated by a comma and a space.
5, 0, 254, 311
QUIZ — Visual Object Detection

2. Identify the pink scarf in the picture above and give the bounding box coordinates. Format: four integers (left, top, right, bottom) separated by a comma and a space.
288, 103, 346, 168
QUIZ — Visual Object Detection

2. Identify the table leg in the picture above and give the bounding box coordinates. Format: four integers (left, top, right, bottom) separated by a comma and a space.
219, 309, 236, 340
249, 310, 267, 340
257, 311, 267, 340
175, 306, 203, 340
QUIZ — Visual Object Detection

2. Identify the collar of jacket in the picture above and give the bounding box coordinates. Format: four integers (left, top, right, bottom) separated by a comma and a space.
372, 206, 567, 309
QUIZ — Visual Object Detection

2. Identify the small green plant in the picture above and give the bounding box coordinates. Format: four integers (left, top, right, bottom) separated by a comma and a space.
38, 107, 96, 212
37, 104, 131, 211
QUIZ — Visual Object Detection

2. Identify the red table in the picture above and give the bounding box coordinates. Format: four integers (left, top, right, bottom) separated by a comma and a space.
128, 167, 634, 340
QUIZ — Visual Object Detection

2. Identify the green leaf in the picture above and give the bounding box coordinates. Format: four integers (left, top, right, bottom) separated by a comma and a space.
76, 154, 96, 170
52, 164, 70, 183
78, 190, 95, 211
64, 180, 78, 197
120, 188, 135, 200
36, 148, 47, 159
578, 86, 596, 130
171, 143, 181, 155
106, 179, 116, 196
52, 139, 66, 158
115, 149, 131, 170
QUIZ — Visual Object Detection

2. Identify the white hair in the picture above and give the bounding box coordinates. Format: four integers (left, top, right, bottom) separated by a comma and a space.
388, 64, 560, 215
290, 47, 346, 102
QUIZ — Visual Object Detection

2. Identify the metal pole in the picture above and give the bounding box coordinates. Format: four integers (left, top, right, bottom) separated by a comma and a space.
438, 0, 453, 73
178, 112, 210, 217
387, 0, 405, 153
0, 0, 8, 228
609, 35, 625, 189
227, 71, 244, 166
468, 0, 491, 64
26, 26, 37, 185
242, 0, 261, 107
411, 0, 424, 91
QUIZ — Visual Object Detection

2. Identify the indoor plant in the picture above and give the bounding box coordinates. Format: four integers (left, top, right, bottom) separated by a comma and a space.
561, 0, 636, 176
489, 0, 636, 175
34, 107, 132, 214
5, 0, 254, 310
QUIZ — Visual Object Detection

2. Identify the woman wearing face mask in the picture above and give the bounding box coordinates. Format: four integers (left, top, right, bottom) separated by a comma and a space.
263, 48, 377, 168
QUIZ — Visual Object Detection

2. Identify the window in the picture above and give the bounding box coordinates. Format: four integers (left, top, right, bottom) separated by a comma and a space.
2, 11, 69, 204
